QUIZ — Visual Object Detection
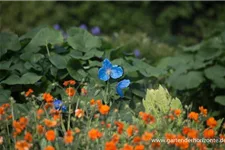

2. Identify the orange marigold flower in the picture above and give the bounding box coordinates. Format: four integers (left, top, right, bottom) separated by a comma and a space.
206, 117, 217, 128
187, 129, 198, 139
15, 140, 32, 150
75, 109, 85, 118
24, 132, 32, 143
122, 144, 133, 150
81, 88, 88, 95
44, 146, 55, 150
45, 130, 56, 141
165, 133, 176, 145
139, 111, 155, 124
151, 141, 160, 148
182, 126, 190, 135
43, 93, 54, 103
105, 141, 117, 150
114, 121, 124, 134
66, 87, 76, 97
63, 80, 76, 86
37, 125, 45, 135
196, 142, 207, 150
88, 128, 103, 140
64, 130, 74, 144
188, 112, 199, 122
99, 105, 110, 115
173, 109, 181, 117
25, 89, 33, 97
126, 125, 138, 137
44, 119, 57, 128
133, 136, 141, 143
199, 106, 207, 116
141, 131, 154, 142
134, 144, 144, 150
37, 108, 44, 119
111, 134, 120, 144
175, 134, 189, 149
203, 128, 215, 139
90, 99, 96, 105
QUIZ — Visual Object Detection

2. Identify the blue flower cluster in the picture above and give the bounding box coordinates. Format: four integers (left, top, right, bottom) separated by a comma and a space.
79, 24, 101, 35
53, 99, 67, 112
98, 59, 130, 97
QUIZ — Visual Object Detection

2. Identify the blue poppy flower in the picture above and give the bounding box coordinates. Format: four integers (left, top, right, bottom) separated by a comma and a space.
53, 99, 62, 110
134, 49, 141, 58
61, 105, 67, 112
79, 24, 88, 30
98, 59, 123, 81
116, 79, 130, 97
53, 24, 61, 30
91, 26, 101, 35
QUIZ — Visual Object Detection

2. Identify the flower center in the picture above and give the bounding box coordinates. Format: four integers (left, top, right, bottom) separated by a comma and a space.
106, 69, 111, 75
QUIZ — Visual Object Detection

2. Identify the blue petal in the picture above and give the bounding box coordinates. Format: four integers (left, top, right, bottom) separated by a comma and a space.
98, 67, 110, 81
102, 59, 112, 69
62, 105, 67, 112
116, 79, 131, 97
54, 99, 62, 110
110, 66, 123, 79
118, 79, 130, 89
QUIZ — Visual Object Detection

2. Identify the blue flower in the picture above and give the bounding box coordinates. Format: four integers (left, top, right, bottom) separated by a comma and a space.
91, 26, 101, 35
116, 79, 130, 97
61, 105, 67, 112
134, 49, 141, 58
53, 99, 67, 111
53, 24, 61, 30
79, 24, 88, 30
98, 59, 123, 81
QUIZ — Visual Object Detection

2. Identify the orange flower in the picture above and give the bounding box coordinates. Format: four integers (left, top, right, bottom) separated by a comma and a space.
182, 126, 190, 135
188, 112, 198, 122
37, 108, 44, 119
133, 136, 141, 143
105, 141, 117, 150
44, 146, 55, 150
75, 128, 80, 134
173, 109, 181, 117
175, 134, 189, 149
122, 144, 133, 150
196, 142, 207, 150
75, 109, 85, 118
50, 109, 61, 120
168, 114, 175, 121
111, 134, 120, 144
81, 88, 88, 95
64, 130, 74, 144
90, 99, 96, 105
206, 117, 217, 128
99, 105, 110, 115
25, 89, 33, 97
187, 129, 198, 139
165, 133, 176, 145
15, 140, 32, 150
141, 131, 153, 142
199, 106, 207, 116
66, 87, 76, 97
24, 132, 32, 142
63, 80, 76, 86
88, 128, 103, 140
45, 130, 56, 141
134, 144, 144, 150
139, 111, 155, 124
114, 121, 124, 134
43, 93, 53, 103
44, 119, 57, 128
96, 100, 102, 108
203, 128, 215, 139
13, 117, 28, 136
37, 125, 45, 135
44, 103, 53, 109
126, 125, 138, 137
220, 134, 225, 143
151, 142, 160, 148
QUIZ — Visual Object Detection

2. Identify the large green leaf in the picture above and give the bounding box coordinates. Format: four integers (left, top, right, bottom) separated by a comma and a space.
167, 71, 204, 90
0, 89, 11, 105
67, 27, 101, 52
1, 72, 42, 85
49, 53, 69, 69
215, 96, 225, 106
0, 60, 12, 70
0, 32, 21, 58
67, 59, 87, 81
23, 27, 63, 53
204, 65, 225, 88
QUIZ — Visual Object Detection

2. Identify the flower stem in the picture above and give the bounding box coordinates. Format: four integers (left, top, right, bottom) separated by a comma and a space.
67, 97, 71, 130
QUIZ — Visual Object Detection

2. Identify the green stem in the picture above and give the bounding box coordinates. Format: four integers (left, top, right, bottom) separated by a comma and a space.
67, 98, 71, 130
46, 41, 50, 57
105, 81, 110, 104
6, 122, 12, 150
61, 115, 66, 133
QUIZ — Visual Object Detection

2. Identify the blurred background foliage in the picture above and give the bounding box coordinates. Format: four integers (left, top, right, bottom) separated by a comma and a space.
1, 1, 225, 45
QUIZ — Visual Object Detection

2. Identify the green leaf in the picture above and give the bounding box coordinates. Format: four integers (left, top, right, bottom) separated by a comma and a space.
0, 32, 21, 57
196, 49, 222, 61
0, 60, 12, 70
23, 27, 63, 53
67, 59, 87, 81
69, 50, 83, 59
167, 71, 204, 90
215, 96, 225, 106
13, 102, 33, 119
20, 52, 44, 63
49, 53, 69, 69
0, 89, 11, 105
1, 72, 42, 85
67, 27, 101, 52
